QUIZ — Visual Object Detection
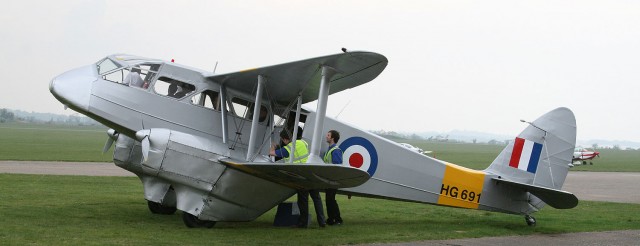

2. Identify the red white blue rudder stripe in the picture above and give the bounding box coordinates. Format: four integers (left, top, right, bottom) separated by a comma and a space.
339, 137, 378, 177
509, 137, 543, 174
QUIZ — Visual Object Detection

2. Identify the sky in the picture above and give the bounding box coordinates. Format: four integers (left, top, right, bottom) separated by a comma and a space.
1, 0, 639, 142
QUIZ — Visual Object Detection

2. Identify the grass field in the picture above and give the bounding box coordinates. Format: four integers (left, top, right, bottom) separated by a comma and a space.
1, 123, 639, 244
0, 122, 112, 162
569, 148, 640, 172
1, 174, 639, 245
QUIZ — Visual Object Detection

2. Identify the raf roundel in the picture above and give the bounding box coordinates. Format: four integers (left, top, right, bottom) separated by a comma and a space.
339, 137, 378, 176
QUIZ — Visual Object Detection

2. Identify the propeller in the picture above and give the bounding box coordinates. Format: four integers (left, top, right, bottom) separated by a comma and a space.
102, 129, 119, 154
136, 129, 151, 163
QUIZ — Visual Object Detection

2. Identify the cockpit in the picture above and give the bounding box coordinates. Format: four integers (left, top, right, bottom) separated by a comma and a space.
93, 54, 273, 125
96, 55, 195, 99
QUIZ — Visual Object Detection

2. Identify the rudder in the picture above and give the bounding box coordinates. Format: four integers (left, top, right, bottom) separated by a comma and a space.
485, 107, 576, 190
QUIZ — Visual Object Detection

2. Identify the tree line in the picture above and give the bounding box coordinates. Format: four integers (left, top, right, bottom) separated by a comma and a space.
0, 108, 100, 126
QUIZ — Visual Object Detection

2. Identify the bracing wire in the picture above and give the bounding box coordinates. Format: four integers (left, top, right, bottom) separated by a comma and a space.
248, 66, 321, 161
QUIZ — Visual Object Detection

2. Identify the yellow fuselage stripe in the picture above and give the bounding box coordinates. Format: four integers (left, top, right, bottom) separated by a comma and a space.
437, 163, 486, 209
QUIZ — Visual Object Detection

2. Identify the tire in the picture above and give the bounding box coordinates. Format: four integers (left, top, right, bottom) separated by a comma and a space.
182, 212, 216, 228
147, 201, 177, 215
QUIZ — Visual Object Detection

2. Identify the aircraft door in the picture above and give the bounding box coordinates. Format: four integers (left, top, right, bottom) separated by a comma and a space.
225, 96, 271, 157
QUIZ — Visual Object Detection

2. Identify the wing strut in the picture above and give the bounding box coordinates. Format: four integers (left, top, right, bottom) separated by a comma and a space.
289, 96, 303, 163
307, 66, 338, 163
246, 75, 265, 161
220, 84, 229, 144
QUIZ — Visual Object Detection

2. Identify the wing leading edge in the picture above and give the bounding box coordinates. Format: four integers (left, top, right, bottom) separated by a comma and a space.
207, 51, 388, 107
219, 158, 370, 190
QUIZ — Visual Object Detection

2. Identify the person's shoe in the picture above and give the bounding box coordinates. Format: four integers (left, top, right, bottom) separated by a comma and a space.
319, 223, 326, 228
326, 218, 336, 225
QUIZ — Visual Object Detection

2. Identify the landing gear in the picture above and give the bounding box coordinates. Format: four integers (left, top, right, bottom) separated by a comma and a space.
525, 215, 536, 226
147, 201, 177, 215
182, 212, 216, 228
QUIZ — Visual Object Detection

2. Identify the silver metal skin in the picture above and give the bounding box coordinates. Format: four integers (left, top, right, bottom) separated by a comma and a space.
50, 52, 577, 228
307, 66, 337, 164
289, 96, 303, 164
246, 75, 265, 161
219, 84, 228, 144
305, 107, 576, 216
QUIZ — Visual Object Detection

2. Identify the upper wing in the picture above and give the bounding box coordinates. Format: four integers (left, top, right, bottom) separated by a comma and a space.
208, 51, 388, 106
220, 158, 370, 190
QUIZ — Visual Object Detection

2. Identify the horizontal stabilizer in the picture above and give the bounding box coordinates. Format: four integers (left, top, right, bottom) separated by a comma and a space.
219, 158, 370, 190
492, 177, 578, 209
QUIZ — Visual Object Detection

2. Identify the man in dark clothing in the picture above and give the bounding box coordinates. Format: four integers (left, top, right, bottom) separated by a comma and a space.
323, 130, 344, 225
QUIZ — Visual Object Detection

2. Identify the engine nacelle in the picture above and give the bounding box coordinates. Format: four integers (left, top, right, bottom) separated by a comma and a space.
113, 128, 294, 221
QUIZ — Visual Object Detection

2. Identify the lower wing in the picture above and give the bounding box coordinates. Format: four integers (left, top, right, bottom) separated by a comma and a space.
220, 158, 370, 190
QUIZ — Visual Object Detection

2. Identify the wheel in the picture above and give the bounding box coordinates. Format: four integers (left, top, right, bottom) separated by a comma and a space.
525, 215, 536, 226
147, 201, 177, 215
182, 212, 216, 228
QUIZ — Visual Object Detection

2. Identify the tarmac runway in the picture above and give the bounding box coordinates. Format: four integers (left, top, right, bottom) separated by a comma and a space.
1, 161, 639, 245
0, 161, 133, 177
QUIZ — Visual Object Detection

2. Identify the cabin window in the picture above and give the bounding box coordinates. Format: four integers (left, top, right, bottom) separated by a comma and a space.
97, 58, 120, 75
102, 68, 125, 84
136, 64, 161, 88
99, 62, 160, 89
153, 77, 196, 99
191, 90, 225, 111
230, 97, 268, 122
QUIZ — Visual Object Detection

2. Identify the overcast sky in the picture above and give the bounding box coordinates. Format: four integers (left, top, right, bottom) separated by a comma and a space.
2, 0, 639, 141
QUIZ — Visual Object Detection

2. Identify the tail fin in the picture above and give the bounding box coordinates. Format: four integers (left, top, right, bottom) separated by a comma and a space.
485, 107, 576, 190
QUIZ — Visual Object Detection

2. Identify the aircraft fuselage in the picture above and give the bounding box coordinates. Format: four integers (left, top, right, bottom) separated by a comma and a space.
49, 53, 576, 227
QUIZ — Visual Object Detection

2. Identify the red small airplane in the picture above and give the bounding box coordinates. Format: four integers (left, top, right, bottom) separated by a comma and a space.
571, 147, 600, 166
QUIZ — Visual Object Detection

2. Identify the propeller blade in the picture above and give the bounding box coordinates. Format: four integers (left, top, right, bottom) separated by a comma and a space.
103, 137, 114, 154
136, 129, 152, 164
102, 129, 119, 154
141, 136, 150, 163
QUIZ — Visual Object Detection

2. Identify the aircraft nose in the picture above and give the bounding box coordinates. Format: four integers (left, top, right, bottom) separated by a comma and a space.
49, 65, 97, 112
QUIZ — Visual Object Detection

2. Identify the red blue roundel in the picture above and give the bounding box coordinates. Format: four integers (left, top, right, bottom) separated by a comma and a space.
339, 137, 378, 176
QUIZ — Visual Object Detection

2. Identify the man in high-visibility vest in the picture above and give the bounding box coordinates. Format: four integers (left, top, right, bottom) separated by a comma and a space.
270, 130, 309, 163
323, 130, 344, 225
269, 129, 325, 228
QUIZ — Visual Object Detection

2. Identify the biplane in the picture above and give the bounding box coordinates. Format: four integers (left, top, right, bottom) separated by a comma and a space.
50, 50, 577, 228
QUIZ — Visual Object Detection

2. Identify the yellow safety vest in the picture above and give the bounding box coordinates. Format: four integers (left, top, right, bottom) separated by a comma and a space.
283, 140, 309, 163
323, 145, 340, 164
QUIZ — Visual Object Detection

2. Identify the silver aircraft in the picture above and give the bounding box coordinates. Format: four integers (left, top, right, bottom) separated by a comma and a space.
50, 51, 577, 228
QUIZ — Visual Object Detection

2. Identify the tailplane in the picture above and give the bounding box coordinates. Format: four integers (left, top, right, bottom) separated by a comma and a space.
485, 107, 576, 191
